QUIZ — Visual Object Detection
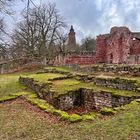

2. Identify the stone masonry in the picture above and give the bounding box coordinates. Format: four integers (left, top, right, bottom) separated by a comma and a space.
19, 76, 140, 111
96, 26, 140, 64
54, 26, 140, 65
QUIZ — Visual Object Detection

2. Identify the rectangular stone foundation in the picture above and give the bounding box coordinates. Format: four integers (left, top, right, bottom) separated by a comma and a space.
19, 77, 140, 111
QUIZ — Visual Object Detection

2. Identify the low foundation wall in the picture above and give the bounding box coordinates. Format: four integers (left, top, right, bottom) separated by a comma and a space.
95, 77, 140, 92
0, 62, 42, 74
54, 54, 96, 66
19, 76, 140, 111
67, 64, 140, 76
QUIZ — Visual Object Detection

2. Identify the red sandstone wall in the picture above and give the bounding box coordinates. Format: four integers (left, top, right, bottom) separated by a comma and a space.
54, 54, 96, 65
130, 41, 140, 55
127, 55, 140, 64
95, 35, 108, 63
95, 26, 140, 64
55, 26, 140, 65
65, 55, 96, 65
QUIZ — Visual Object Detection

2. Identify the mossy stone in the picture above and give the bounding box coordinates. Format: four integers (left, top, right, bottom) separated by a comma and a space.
69, 114, 82, 123
100, 107, 116, 115
82, 115, 95, 121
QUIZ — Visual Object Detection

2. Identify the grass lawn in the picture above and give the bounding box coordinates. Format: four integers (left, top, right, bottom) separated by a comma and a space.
25, 73, 66, 82
44, 66, 72, 73
52, 78, 140, 97
1, 71, 140, 139
0, 74, 25, 98
0, 96, 140, 140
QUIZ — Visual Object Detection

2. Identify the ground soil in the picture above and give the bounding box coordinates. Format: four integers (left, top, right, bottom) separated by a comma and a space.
0, 97, 59, 123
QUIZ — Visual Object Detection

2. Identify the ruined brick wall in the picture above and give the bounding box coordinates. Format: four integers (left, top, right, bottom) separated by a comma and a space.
95, 26, 140, 64
107, 27, 131, 64
54, 54, 96, 65
127, 55, 140, 64
65, 55, 96, 65
95, 35, 108, 63
130, 33, 140, 55
54, 26, 140, 66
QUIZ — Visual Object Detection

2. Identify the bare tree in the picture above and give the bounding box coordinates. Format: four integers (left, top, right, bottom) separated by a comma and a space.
55, 32, 67, 55
0, 0, 12, 37
81, 36, 96, 51
33, 3, 66, 64
11, 2, 66, 65
0, 0, 38, 61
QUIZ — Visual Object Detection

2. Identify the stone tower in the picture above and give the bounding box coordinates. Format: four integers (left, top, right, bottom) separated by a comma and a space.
68, 25, 76, 47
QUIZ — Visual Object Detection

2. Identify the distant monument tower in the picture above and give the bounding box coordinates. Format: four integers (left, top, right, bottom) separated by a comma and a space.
68, 25, 76, 47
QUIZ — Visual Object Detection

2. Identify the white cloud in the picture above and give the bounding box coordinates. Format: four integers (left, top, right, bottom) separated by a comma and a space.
7, 0, 140, 42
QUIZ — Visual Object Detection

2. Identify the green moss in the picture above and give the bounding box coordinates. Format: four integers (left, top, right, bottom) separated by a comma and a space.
100, 107, 116, 115
82, 115, 95, 121
69, 114, 82, 123
20, 69, 140, 97
44, 66, 71, 73
52, 79, 83, 96
27, 95, 98, 122
0, 95, 19, 103
27, 97, 54, 113
135, 99, 140, 103
60, 113, 70, 121
89, 112, 97, 117
53, 110, 70, 120
52, 77, 140, 97
27, 93, 37, 98
53, 110, 65, 116
114, 99, 140, 111
24, 73, 66, 82
12, 91, 31, 96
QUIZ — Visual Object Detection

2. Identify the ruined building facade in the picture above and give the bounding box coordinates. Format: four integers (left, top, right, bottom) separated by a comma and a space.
96, 27, 140, 64
54, 25, 95, 65
55, 26, 140, 65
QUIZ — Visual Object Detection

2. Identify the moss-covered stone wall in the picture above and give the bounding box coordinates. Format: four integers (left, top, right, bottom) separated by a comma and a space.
67, 64, 140, 76
95, 77, 140, 92
19, 76, 140, 111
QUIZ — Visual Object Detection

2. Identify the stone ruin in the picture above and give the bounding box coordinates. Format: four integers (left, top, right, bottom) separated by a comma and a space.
96, 26, 140, 64
54, 26, 140, 65
19, 74, 140, 112
0, 58, 42, 74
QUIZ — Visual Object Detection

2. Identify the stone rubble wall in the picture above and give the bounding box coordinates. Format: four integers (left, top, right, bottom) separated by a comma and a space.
95, 77, 140, 92
19, 76, 140, 111
0, 60, 42, 74
19, 76, 55, 105
56, 90, 84, 110
67, 64, 140, 76
82, 89, 138, 110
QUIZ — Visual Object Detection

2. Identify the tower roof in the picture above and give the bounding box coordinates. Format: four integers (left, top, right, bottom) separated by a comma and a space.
70, 25, 74, 32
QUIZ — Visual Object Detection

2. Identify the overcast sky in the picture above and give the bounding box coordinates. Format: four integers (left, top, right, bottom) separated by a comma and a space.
10, 0, 140, 42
